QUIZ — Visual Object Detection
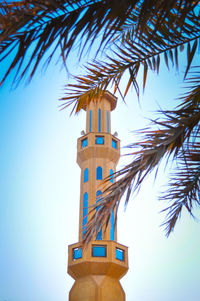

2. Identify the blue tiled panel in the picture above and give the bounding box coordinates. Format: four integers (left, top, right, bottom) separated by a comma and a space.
84, 168, 89, 182
96, 190, 102, 205
110, 169, 114, 183
107, 111, 109, 133
82, 138, 88, 148
96, 229, 102, 240
116, 248, 124, 261
98, 108, 101, 132
96, 190, 102, 240
110, 210, 115, 241
83, 192, 88, 238
92, 245, 106, 257
73, 247, 82, 260
96, 166, 102, 180
89, 110, 92, 132
96, 136, 104, 144
112, 139, 117, 149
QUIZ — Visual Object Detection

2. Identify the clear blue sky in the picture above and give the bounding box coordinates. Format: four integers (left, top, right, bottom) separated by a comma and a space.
0, 43, 200, 301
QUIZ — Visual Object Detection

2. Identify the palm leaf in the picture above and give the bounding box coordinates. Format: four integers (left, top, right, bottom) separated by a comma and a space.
161, 145, 200, 236
1, 0, 200, 85
83, 87, 200, 243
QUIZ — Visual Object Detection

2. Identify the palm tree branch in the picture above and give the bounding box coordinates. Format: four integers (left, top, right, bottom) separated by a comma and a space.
83, 100, 200, 244
160, 144, 200, 236
1, 0, 199, 85
0, 0, 140, 85
61, 28, 200, 113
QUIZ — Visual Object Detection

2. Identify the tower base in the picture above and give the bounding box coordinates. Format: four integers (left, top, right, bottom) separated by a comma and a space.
69, 275, 125, 301
68, 241, 128, 301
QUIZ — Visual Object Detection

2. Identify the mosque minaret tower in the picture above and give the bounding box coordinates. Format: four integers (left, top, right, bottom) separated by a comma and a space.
67, 91, 128, 301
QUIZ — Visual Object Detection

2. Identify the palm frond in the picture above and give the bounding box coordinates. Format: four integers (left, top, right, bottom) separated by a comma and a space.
83, 92, 200, 243
161, 144, 200, 236
60, 2, 200, 111
0, 0, 138, 85
1, 0, 199, 85
160, 71, 200, 235
61, 26, 200, 113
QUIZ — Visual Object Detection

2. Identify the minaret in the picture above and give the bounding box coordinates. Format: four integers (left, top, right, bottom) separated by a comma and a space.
68, 91, 128, 301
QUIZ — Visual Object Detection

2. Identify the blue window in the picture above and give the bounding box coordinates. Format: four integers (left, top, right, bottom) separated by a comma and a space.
109, 169, 115, 240
107, 111, 109, 133
73, 247, 82, 260
110, 210, 115, 241
96, 230, 102, 240
96, 190, 102, 206
96, 136, 104, 144
96, 190, 102, 240
116, 248, 124, 261
92, 245, 106, 257
89, 110, 92, 132
110, 169, 114, 183
96, 166, 102, 180
82, 138, 88, 148
84, 168, 89, 182
83, 192, 88, 238
98, 108, 101, 132
112, 139, 117, 149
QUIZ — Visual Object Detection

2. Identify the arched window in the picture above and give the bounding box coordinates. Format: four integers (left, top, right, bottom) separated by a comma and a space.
110, 169, 114, 183
110, 210, 115, 241
96, 166, 103, 180
84, 168, 89, 182
96, 190, 102, 205
107, 111, 109, 133
98, 108, 101, 132
89, 110, 92, 132
96, 190, 102, 240
109, 170, 114, 240
83, 192, 88, 238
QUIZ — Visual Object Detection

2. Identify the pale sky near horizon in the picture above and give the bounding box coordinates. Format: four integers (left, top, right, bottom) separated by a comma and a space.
0, 39, 200, 301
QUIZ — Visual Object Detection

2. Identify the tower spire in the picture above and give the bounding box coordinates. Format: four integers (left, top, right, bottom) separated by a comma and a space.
68, 91, 128, 301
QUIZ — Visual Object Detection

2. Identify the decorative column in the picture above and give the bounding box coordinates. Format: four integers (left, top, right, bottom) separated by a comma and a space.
68, 91, 128, 301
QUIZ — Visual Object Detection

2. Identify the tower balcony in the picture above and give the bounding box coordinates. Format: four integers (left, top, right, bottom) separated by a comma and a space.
68, 240, 128, 280
77, 133, 120, 166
